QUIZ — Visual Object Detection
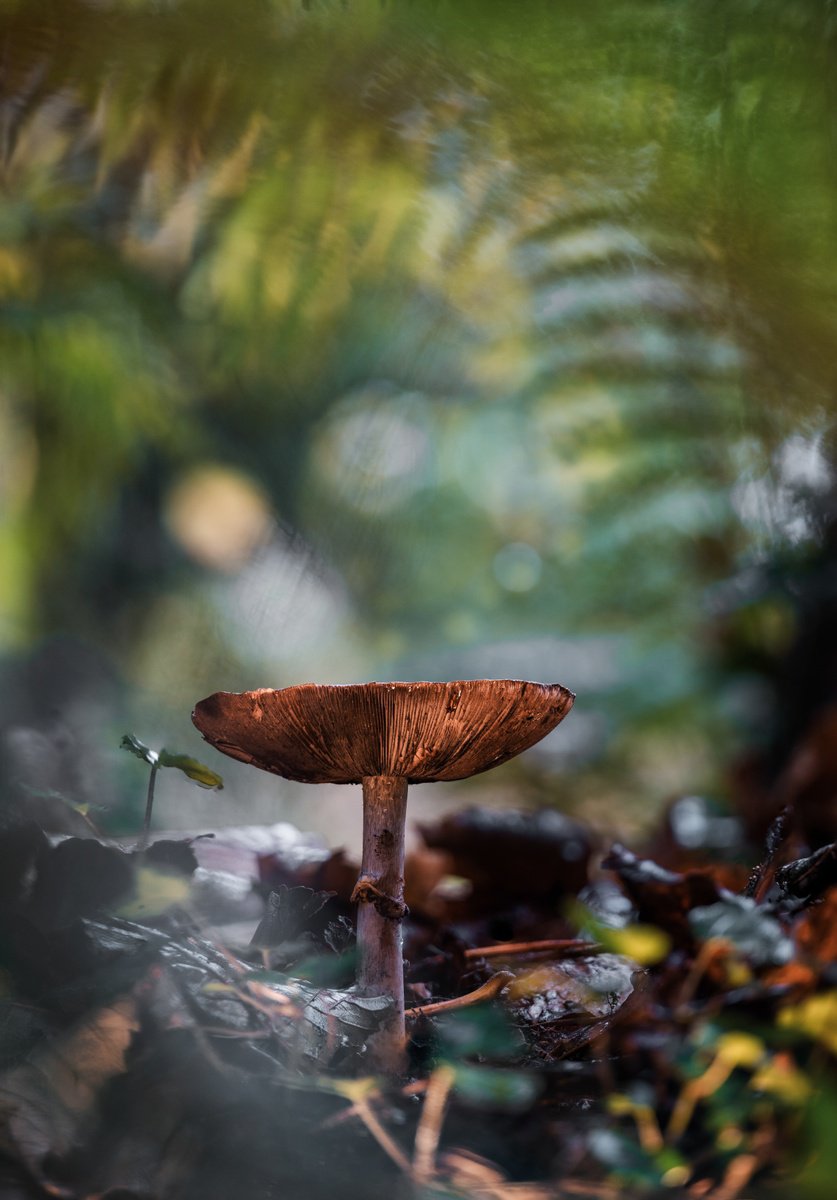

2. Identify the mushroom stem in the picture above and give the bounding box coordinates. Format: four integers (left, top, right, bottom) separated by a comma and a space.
355, 774, 408, 1072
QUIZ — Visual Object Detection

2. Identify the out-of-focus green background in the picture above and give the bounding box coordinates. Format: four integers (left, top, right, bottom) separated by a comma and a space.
0, 0, 835, 843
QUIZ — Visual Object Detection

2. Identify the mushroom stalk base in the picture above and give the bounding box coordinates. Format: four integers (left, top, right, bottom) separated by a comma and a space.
356, 775, 408, 1073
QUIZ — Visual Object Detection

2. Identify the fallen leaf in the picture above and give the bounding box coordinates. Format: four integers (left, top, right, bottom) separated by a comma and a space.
508, 954, 637, 1022
27, 839, 135, 930
116, 867, 192, 920
688, 895, 793, 966
250, 885, 335, 950
603, 843, 725, 943
0, 997, 138, 1185
778, 991, 837, 1056
418, 807, 592, 909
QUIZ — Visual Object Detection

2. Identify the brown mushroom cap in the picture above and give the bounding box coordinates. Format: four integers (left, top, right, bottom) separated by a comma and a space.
192, 680, 574, 785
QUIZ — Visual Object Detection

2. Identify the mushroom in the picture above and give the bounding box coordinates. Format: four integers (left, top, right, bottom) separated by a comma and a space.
192, 679, 574, 1071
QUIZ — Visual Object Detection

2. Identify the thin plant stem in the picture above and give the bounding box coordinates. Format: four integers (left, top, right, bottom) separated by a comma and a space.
142, 763, 159, 849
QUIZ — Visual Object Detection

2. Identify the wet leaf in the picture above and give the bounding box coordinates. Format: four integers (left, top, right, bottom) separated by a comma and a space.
603, 843, 724, 943
250, 885, 335, 950
688, 895, 793, 966
227, 974, 392, 1062
323, 915, 355, 956
509, 954, 637, 1022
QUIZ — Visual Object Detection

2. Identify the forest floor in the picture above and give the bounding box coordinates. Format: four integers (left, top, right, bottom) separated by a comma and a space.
0, 793, 834, 1200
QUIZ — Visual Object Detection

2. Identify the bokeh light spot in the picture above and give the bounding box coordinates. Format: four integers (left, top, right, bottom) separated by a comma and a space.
311, 385, 431, 514
165, 466, 272, 572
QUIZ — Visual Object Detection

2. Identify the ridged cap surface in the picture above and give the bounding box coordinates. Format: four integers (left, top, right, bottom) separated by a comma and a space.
192, 680, 574, 785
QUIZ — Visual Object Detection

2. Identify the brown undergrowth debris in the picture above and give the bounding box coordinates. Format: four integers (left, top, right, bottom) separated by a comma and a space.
0, 792, 833, 1198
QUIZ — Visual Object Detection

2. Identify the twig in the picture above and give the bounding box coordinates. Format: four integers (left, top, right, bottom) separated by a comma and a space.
406, 972, 514, 1019
706, 1153, 759, 1200
351, 1094, 412, 1175
673, 939, 725, 1014
413, 1063, 456, 1182
464, 938, 602, 961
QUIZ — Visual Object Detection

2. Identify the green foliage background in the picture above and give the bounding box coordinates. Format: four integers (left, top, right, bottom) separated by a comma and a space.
0, 0, 835, 829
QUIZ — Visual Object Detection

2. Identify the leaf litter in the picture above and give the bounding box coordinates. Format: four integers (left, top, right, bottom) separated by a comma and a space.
0, 801, 834, 1198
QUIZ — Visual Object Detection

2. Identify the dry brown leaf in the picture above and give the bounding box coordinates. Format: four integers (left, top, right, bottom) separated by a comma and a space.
0, 996, 139, 1184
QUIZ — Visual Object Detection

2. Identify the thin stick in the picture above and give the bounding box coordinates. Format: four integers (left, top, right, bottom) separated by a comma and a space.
318, 1083, 411, 1173
352, 1095, 412, 1175
406, 972, 513, 1019
321, 1079, 430, 1132
413, 1064, 456, 1182
673, 939, 725, 1013
465, 938, 602, 960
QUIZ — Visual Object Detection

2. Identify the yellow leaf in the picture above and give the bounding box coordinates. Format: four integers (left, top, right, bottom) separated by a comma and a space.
715, 1031, 765, 1070
778, 991, 837, 1056
602, 923, 671, 966
751, 1054, 813, 1105
116, 867, 191, 919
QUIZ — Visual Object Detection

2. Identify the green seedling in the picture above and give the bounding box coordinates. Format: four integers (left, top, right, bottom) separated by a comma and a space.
120, 733, 223, 845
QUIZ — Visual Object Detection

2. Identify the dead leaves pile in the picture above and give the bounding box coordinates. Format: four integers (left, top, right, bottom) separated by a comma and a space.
0, 805, 834, 1198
